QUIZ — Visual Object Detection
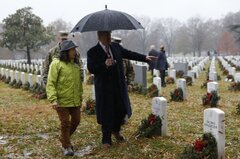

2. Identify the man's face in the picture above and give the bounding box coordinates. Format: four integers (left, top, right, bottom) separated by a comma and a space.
98, 31, 111, 45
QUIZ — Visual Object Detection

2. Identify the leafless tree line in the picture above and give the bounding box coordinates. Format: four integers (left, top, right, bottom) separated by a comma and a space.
1, 10, 240, 59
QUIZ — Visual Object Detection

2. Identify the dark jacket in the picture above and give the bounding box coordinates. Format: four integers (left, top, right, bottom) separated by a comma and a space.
87, 42, 147, 124
155, 50, 168, 70
148, 49, 158, 70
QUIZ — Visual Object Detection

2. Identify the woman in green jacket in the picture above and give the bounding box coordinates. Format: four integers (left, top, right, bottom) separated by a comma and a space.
46, 40, 83, 156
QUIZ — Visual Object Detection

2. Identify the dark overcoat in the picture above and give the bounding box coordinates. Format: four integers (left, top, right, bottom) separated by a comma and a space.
155, 50, 168, 70
148, 49, 158, 70
87, 42, 147, 124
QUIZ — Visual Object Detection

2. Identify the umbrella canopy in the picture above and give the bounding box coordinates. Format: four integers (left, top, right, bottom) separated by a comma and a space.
71, 6, 144, 33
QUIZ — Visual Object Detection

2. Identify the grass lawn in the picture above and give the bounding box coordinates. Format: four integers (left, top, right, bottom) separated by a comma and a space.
0, 60, 240, 158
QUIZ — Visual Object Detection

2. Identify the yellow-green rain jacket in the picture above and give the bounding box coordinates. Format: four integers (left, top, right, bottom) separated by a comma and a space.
46, 59, 83, 107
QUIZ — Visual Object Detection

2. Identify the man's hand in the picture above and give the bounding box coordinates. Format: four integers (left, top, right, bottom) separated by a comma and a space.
146, 56, 157, 61
105, 58, 114, 67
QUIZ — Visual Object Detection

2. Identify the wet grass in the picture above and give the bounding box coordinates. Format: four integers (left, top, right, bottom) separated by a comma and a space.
0, 60, 240, 158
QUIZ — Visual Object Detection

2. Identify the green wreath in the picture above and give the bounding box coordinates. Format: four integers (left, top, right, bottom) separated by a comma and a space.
84, 98, 96, 115
147, 84, 159, 98
136, 113, 162, 138
180, 133, 218, 159
170, 88, 184, 102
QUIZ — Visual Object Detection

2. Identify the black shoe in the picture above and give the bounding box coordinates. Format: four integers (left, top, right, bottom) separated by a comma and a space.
112, 132, 125, 141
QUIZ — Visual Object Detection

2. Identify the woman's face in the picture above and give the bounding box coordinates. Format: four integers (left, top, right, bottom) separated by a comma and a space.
69, 48, 76, 60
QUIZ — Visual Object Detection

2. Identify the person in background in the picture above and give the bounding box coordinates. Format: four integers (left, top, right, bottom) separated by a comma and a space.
43, 31, 84, 85
148, 45, 158, 76
155, 45, 169, 87
87, 31, 156, 148
46, 40, 83, 156
43, 31, 68, 85
111, 36, 135, 91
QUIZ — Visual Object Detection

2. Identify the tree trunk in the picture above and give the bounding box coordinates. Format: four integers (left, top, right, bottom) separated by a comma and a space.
26, 46, 31, 64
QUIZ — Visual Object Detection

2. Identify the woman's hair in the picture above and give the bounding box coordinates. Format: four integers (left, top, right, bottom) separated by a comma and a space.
59, 50, 79, 64
59, 51, 70, 63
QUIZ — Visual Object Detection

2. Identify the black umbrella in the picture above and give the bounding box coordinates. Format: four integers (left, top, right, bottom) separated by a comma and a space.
71, 5, 144, 33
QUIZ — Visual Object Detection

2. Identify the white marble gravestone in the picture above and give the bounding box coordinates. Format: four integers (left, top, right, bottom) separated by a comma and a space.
5, 69, 9, 78
169, 69, 176, 82
209, 71, 217, 81
204, 108, 225, 159
187, 70, 195, 82
235, 73, 240, 82
21, 72, 25, 84
152, 97, 167, 136
153, 69, 159, 77
153, 77, 161, 95
9, 70, 14, 82
177, 78, 187, 100
28, 73, 33, 87
1, 68, 4, 76
207, 82, 218, 93
15, 71, 19, 81
36, 75, 42, 85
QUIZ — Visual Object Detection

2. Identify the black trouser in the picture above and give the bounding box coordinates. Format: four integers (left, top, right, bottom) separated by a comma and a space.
160, 70, 166, 86
101, 92, 126, 145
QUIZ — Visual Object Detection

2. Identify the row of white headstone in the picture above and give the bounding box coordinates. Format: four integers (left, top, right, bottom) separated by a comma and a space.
152, 96, 225, 159
218, 56, 240, 82
0, 60, 44, 75
152, 57, 209, 99
0, 67, 42, 86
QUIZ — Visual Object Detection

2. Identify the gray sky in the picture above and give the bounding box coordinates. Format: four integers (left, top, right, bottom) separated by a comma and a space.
1, 0, 240, 26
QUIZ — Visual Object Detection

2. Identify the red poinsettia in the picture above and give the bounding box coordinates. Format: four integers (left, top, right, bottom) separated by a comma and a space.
194, 139, 207, 152
206, 92, 212, 104
147, 114, 157, 125
174, 89, 179, 96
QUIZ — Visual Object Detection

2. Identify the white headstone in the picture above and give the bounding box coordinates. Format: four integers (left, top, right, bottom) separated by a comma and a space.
153, 69, 159, 77
209, 71, 217, 81
21, 72, 25, 84
153, 77, 161, 95
234, 73, 240, 82
39, 66, 43, 75
1, 68, 4, 76
169, 69, 176, 82
5, 69, 9, 78
15, 71, 19, 81
36, 75, 42, 85
10, 70, 14, 82
207, 82, 218, 93
152, 97, 167, 136
28, 73, 33, 87
187, 70, 195, 82
230, 67, 236, 76
177, 78, 187, 100
204, 108, 225, 159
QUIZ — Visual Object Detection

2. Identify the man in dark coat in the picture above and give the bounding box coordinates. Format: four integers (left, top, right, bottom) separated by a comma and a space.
87, 31, 155, 148
148, 45, 158, 76
155, 45, 169, 87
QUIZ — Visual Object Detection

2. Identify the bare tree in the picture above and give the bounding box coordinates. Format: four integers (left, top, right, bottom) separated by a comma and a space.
154, 18, 180, 56
186, 17, 206, 56
174, 24, 191, 55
